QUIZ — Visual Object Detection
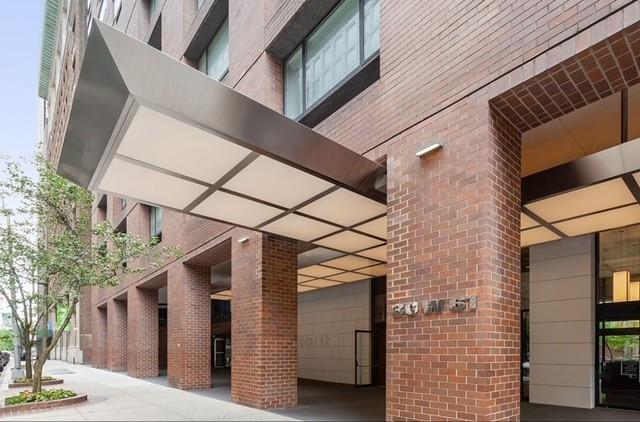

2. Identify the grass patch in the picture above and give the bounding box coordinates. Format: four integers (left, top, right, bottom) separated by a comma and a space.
6, 389, 76, 405
13, 376, 56, 384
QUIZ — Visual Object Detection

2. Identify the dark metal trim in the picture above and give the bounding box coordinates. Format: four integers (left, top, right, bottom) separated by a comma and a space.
255, 186, 340, 229
183, 0, 229, 62
522, 138, 640, 204
266, 0, 342, 59
298, 54, 380, 128
622, 173, 640, 204
549, 202, 638, 225
183, 152, 260, 212
621, 87, 629, 143
354, 329, 373, 387
521, 208, 567, 238
114, 153, 212, 188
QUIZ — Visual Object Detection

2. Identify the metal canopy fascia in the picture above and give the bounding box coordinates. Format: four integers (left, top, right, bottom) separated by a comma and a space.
60, 20, 385, 201
59, 20, 388, 287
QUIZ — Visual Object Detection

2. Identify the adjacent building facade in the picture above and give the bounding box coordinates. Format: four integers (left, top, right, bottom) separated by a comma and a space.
38, 0, 640, 420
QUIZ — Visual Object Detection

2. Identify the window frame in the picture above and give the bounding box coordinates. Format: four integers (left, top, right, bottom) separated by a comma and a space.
198, 17, 229, 82
284, 0, 380, 121
150, 206, 163, 242
113, 0, 122, 22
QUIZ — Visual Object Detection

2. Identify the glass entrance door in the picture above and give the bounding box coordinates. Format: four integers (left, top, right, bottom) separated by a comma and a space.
598, 319, 640, 410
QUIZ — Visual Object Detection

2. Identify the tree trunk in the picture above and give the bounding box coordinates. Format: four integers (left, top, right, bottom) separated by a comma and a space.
32, 358, 43, 393
23, 341, 32, 379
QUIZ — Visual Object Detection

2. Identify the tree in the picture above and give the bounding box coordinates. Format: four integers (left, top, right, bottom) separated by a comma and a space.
0, 329, 12, 351
0, 157, 178, 392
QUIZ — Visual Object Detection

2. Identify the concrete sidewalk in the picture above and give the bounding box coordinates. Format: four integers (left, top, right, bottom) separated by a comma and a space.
0, 360, 297, 421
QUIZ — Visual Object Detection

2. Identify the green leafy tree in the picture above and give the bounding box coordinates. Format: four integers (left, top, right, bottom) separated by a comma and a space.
0, 329, 13, 351
0, 157, 178, 393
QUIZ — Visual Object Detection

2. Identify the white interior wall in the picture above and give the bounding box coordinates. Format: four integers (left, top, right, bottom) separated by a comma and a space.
529, 234, 596, 409
298, 280, 371, 385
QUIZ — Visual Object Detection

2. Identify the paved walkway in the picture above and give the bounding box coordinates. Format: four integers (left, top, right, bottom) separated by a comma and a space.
0, 361, 297, 421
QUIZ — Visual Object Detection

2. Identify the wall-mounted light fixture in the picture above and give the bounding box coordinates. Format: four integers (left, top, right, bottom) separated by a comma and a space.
613, 270, 640, 302
416, 143, 443, 158
237, 237, 249, 244
613, 271, 630, 302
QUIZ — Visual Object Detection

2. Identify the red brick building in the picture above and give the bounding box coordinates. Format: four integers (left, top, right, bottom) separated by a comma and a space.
39, 0, 640, 420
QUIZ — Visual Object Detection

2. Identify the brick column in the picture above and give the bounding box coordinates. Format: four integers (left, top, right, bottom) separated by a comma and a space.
231, 229, 298, 409
386, 99, 521, 421
128, 287, 159, 378
107, 299, 127, 372
167, 264, 211, 389
91, 306, 107, 369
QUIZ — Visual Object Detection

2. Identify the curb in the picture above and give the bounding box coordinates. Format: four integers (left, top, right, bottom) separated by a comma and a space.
8, 379, 64, 388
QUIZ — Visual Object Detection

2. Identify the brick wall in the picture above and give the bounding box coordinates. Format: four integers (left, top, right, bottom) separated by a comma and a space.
107, 299, 128, 372
91, 306, 107, 369
384, 93, 521, 421
231, 229, 298, 409
127, 287, 159, 378
167, 264, 211, 389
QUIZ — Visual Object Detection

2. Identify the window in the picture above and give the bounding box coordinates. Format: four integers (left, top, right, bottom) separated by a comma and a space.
150, 0, 159, 16
114, 0, 122, 22
150, 206, 163, 241
284, 0, 380, 119
121, 198, 127, 210
198, 18, 229, 81
197, 0, 205, 9
98, 0, 108, 21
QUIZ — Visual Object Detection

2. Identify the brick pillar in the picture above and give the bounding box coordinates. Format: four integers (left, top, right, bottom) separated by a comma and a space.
128, 287, 159, 378
107, 299, 127, 372
92, 306, 107, 369
386, 99, 521, 421
167, 264, 211, 389
231, 229, 298, 409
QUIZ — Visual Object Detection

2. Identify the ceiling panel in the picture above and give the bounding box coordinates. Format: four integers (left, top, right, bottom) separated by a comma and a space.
561, 92, 620, 155
299, 188, 386, 227
322, 255, 379, 271
99, 156, 208, 209
521, 213, 539, 230
118, 106, 251, 184
520, 226, 561, 247
553, 204, 640, 237
327, 272, 370, 282
302, 279, 343, 288
261, 214, 340, 242
356, 245, 386, 261
298, 285, 317, 293
223, 156, 333, 207
521, 118, 585, 177
192, 191, 283, 227
211, 289, 232, 301
298, 265, 343, 278
355, 264, 386, 277
525, 178, 635, 223
521, 92, 622, 177
315, 230, 385, 253
354, 216, 387, 239
297, 274, 315, 283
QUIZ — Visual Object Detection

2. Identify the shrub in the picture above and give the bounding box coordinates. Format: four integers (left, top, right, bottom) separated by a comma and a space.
6, 389, 76, 405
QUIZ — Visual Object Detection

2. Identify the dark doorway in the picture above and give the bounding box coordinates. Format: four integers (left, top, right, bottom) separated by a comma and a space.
158, 306, 167, 371
371, 276, 386, 386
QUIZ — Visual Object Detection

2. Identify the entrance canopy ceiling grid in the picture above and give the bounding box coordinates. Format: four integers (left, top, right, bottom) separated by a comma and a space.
520, 140, 640, 247
60, 20, 387, 292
